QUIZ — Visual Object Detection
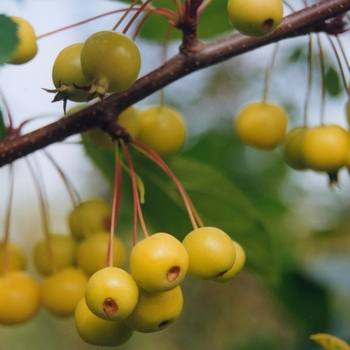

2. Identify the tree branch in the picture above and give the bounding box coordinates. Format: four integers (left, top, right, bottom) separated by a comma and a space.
0, 0, 349, 167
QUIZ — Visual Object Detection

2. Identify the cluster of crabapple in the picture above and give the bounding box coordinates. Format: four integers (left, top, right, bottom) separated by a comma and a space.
234, 100, 350, 184
84, 103, 187, 158
0, 199, 245, 346
74, 223, 245, 347
0, 198, 124, 324
44, 28, 141, 110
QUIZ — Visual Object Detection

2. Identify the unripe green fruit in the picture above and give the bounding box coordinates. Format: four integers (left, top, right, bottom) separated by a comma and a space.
124, 285, 183, 333
213, 241, 246, 282
300, 125, 350, 172
80, 31, 141, 96
33, 234, 77, 275
8, 16, 38, 64
235, 102, 288, 149
227, 0, 284, 37
182, 227, 236, 280
41, 267, 88, 317
51, 43, 91, 102
0, 241, 27, 274
68, 199, 111, 240
137, 105, 187, 157
0, 271, 40, 325
130, 232, 189, 293
281, 126, 309, 170
75, 297, 134, 347
77, 231, 126, 276
85, 267, 139, 321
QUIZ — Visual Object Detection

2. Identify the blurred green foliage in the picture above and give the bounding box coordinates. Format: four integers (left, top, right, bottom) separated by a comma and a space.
0, 15, 19, 65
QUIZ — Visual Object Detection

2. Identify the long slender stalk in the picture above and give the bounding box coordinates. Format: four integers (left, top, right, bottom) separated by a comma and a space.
121, 141, 149, 244
131, 139, 200, 230
106, 143, 122, 267
25, 157, 57, 273
2, 164, 15, 275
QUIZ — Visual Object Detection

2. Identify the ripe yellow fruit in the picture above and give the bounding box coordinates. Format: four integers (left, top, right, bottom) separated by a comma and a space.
68, 199, 111, 240
0, 271, 40, 325
75, 297, 134, 347
41, 267, 88, 317
85, 106, 140, 150
137, 105, 187, 157
130, 232, 189, 293
0, 241, 27, 274
281, 126, 309, 170
235, 102, 288, 149
300, 125, 350, 172
33, 234, 77, 275
227, 0, 284, 37
182, 227, 236, 280
124, 285, 183, 333
76, 231, 126, 275
8, 16, 38, 64
213, 241, 246, 282
85, 267, 139, 321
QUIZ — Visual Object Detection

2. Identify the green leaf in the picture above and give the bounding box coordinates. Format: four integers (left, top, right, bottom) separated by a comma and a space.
0, 15, 19, 65
287, 47, 304, 62
325, 66, 342, 97
274, 267, 331, 335
137, 0, 233, 41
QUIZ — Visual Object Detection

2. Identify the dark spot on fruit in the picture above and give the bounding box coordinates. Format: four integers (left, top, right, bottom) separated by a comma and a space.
166, 266, 180, 282
262, 19, 274, 30
215, 270, 228, 278
158, 320, 169, 328
103, 297, 118, 316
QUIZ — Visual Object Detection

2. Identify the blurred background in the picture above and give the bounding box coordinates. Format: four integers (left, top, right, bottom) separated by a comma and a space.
0, 0, 350, 349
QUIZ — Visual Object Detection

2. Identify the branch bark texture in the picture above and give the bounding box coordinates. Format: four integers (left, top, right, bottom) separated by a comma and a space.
0, 0, 349, 167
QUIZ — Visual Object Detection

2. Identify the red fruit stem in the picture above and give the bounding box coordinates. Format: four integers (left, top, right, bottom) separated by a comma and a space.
131, 139, 200, 230
121, 141, 149, 244
25, 157, 57, 273
112, 0, 140, 32
2, 164, 14, 275
36, 9, 134, 40
43, 150, 80, 208
107, 144, 123, 267
122, 0, 154, 35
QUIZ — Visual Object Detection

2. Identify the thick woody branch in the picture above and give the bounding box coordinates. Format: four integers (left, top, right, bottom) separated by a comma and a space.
0, 0, 349, 167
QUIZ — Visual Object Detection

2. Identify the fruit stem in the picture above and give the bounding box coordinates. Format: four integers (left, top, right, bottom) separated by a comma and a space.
112, 0, 140, 31
2, 164, 15, 275
43, 150, 80, 209
107, 143, 123, 267
262, 42, 279, 103
121, 141, 149, 244
327, 35, 350, 99
25, 157, 57, 274
122, 0, 153, 35
317, 33, 326, 126
131, 139, 200, 230
36, 9, 137, 39
303, 33, 314, 127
